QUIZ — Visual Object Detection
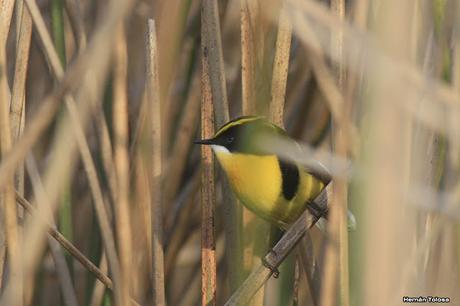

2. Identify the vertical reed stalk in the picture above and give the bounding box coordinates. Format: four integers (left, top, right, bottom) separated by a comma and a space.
319, 1, 350, 306
201, 0, 230, 120
362, 2, 414, 305
240, 3, 277, 304
10, 1, 32, 197
269, 1, 292, 126
0, 0, 16, 287
201, 1, 235, 303
200, 28, 217, 306
1, 35, 23, 306
0, 0, 15, 49
51, 0, 66, 66
146, 18, 166, 306
454, 2, 460, 284
454, 3, 460, 168
49, 5, 75, 288
240, 0, 258, 295
1, 1, 20, 301
63, 0, 86, 52
113, 25, 132, 306
156, 0, 193, 151
241, 0, 257, 115
268, 3, 293, 305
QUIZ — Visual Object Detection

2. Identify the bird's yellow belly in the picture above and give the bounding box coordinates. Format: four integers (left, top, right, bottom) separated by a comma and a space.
215, 152, 323, 227
216, 153, 280, 212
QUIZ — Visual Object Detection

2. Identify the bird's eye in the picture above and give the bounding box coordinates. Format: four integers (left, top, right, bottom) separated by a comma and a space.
227, 136, 234, 143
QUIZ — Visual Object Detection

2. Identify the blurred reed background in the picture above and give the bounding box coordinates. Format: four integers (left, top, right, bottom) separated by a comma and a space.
0, 0, 459, 305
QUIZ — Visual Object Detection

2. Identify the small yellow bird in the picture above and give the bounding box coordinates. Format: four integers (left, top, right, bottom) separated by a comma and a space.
195, 116, 330, 228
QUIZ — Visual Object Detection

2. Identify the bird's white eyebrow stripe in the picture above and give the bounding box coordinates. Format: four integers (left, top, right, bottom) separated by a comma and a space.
211, 145, 230, 154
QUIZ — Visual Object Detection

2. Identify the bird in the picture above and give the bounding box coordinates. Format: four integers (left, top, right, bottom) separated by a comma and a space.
194, 115, 331, 229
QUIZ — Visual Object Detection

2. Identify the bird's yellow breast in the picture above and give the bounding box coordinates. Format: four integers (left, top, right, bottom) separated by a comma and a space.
215, 152, 281, 211
215, 151, 324, 227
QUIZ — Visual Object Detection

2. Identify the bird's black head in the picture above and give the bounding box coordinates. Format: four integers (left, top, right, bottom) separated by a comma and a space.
194, 116, 286, 155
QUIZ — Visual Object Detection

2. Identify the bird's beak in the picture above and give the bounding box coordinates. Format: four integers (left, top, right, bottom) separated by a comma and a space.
193, 138, 215, 145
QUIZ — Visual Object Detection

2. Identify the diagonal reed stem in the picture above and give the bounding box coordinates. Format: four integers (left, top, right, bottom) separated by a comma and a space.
15, 192, 113, 288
